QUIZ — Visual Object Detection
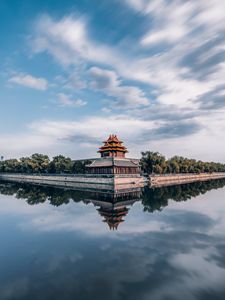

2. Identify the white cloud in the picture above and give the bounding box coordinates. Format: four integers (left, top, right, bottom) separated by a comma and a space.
32, 14, 118, 67
57, 93, 87, 107
30, 10, 225, 112
8, 73, 48, 90
1, 109, 225, 161
6, 4, 224, 161
121, 0, 225, 108
30, 7, 225, 105
101, 107, 111, 113
89, 66, 149, 108
141, 1, 194, 45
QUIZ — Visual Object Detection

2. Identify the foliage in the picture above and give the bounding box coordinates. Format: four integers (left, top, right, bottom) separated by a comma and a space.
140, 151, 225, 174
0, 154, 92, 174
140, 151, 167, 174
1, 150, 225, 175
72, 160, 92, 174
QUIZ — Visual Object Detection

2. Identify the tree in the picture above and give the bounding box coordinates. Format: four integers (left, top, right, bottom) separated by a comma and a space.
48, 155, 73, 174
0, 159, 20, 173
72, 160, 92, 174
30, 154, 50, 173
140, 151, 166, 174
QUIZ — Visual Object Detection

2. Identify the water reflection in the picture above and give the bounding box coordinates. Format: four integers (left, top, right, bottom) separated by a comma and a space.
142, 179, 225, 212
0, 179, 225, 230
0, 180, 225, 299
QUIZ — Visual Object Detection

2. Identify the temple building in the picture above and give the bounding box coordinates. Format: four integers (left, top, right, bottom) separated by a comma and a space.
98, 134, 128, 158
86, 134, 140, 175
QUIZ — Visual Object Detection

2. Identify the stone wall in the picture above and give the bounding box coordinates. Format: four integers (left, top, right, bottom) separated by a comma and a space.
149, 172, 225, 187
1, 172, 224, 190
0, 173, 144, 191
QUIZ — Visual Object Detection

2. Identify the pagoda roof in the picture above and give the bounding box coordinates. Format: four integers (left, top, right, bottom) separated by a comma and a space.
86, 157, 140, 168
103, 134, 122, 143
98, 134, 128, 153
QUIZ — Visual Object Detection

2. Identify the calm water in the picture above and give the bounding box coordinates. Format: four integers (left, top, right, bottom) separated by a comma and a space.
0, 180, 225, 300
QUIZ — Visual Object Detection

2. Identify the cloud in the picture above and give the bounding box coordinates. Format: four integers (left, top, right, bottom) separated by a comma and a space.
4, 3, 225, 160
195, 84, 225, 110
32, 14, 117, 67
101, 107, 111, 113
28, 116, 202, 155
1, 110, 224, 161
122, 0, 225, 110
141, 1, 195, 45
89, 66, 149, 108
30, 10, 225, 111
8, 73, 48, 90
57, 93, 87, 107
150, 121, 202, 139
134, 103, 200, 122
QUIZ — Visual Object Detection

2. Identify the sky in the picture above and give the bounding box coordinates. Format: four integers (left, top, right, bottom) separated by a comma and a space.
1, 0, 225, 161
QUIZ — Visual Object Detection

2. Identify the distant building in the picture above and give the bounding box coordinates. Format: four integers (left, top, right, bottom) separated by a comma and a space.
86, 134, 140, 175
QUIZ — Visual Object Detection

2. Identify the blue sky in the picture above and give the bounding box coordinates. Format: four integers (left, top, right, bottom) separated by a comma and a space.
1, 0, 225, 161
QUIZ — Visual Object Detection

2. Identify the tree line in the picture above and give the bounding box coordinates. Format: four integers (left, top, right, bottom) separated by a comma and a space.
0, 153, 92, 174
0, 151, 225, 174
140, 151, 225, 174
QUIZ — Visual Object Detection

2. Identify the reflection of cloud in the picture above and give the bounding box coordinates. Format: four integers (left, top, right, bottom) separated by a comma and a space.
1, 185, 225, 299
0, 278, 28, 300
167, 248, 225, 300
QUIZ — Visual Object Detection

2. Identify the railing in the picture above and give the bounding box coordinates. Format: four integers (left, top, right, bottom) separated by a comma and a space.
0, 173, 114, 178
149, 172, 225, 177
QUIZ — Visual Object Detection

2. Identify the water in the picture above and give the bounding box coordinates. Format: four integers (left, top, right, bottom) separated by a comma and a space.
0, 179, 225, 300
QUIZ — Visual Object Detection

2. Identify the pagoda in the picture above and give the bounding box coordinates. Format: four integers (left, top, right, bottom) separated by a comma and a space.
86, 134, 140, 175
98, 134, 128, 158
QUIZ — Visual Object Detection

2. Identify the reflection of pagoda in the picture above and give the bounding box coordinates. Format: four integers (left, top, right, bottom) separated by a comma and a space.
86, 188, 142, 230
86, 134, 140, 175
98, 205, 129, 230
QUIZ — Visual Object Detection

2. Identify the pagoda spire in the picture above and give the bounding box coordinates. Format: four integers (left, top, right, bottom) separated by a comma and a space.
98, 134, 128, 158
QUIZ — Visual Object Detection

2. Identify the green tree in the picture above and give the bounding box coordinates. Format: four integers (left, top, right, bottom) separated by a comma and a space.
140, 151, 166, 174
48, 155, 73, 174
72, 160, 92, 174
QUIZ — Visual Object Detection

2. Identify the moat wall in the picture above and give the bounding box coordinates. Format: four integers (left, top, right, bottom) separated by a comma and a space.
0, 173, 144, 191
1, 172, 225, 190
149, 172, 225, 187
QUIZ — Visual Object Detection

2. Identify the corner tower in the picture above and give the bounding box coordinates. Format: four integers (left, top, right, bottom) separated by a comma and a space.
98, 134, 128, 158
86, 134, 140, 175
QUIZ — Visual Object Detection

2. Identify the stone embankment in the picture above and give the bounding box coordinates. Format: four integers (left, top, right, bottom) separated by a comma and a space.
1, 172, 225, 190
149, 172, 225, 187
0, 173, 144, 191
